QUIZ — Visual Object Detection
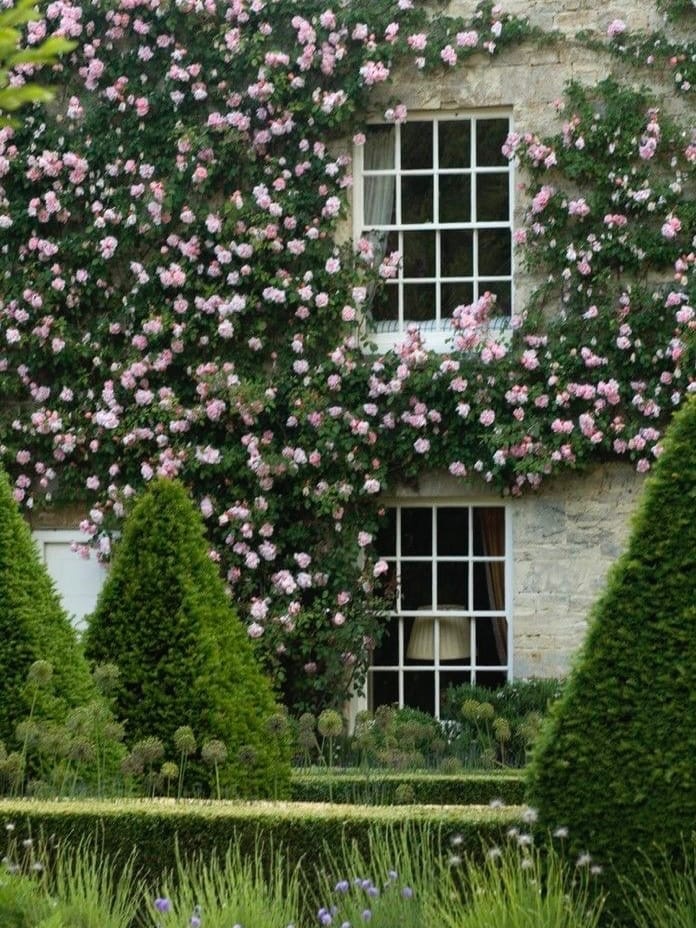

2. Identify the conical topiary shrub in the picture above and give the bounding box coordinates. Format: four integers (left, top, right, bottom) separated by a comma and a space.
528, 397, 696, 901
0, 468, 94, 746
83, 478, 291, 798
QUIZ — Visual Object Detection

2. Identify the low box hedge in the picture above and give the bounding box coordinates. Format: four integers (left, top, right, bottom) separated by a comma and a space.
290, 769, 525, 805
0, 798, 522, 883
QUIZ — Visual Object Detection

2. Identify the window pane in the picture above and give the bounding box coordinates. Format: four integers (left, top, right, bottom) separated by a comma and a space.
476, 670, 508, 688
439, 120, 471, 168
401, 122, 433, 169
376, 508, 396, 556
403, 231, 436, 278
401, 507, 432, 555
475, 616, 508, 666
473, 562, 505, 610
481, 282, 511, 316
476, 173, 509, 221
403, 283, 436, 321
437, 507, 469, 555
439, 174, 471, 223
373, 617, 400, 666
370, 670, 398, 709
478, 230, 511, 276
400, 562, 432, 611
364, 176, 396, 225
404, 671, 435, 715
437, 561, 469, 608
442, 282, 473, 316
365, 126, 395, 169
476, 119, 509, 167
473, 507, 505, 555
371, 283, 399, 323
401, 176, 433, 223
441, 229, 473, 278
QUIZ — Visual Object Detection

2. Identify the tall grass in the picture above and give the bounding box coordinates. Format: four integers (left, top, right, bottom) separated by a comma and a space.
622, 838, 696, 928
430, 834, 605, 928
314, 825, 448, 927
148, 842, 300, 928
48, 840, 143, 928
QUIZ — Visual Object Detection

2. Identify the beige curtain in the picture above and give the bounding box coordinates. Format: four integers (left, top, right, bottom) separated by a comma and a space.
479, 509, 507, 665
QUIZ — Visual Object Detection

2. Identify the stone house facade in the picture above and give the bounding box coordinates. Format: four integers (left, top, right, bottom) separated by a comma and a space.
24, 0, 682, 718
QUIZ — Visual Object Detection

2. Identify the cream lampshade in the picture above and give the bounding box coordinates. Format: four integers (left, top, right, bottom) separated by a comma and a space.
407, 605, 470, 661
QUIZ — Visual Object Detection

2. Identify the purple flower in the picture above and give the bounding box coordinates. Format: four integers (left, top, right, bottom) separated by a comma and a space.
154, 897, 172, 913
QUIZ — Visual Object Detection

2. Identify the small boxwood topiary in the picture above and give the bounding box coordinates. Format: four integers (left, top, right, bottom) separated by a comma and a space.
528, 397, 696, 902
83, 478, 291, 798
0, 468, 94, 747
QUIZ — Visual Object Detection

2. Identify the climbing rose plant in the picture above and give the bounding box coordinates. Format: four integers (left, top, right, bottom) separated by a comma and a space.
0, 0, 693, 710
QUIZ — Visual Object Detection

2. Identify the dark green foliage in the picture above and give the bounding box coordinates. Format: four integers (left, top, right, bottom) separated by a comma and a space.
528, 398, 696, 908
83, 478, 290, 798
290, 770, 525, 806
0, 799, 517, 887
442, 678, 564, 767
441, 678, 564, 722
0, 468, 94, 746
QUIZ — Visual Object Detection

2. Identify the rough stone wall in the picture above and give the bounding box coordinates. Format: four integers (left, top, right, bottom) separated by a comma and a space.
512, 464, 644, 677
447, 0, 664, 34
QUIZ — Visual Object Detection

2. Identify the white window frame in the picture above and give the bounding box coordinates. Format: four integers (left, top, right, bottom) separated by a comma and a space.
353, 111, 514, 353
368, 501, 513, 719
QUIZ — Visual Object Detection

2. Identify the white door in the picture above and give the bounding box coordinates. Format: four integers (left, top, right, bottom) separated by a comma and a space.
33, 531, 107, 632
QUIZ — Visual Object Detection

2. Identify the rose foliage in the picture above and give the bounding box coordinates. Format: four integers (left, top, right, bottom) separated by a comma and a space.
0, 0, 693, 710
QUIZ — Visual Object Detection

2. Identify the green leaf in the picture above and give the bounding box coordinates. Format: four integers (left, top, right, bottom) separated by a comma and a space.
0, 83, 53, 110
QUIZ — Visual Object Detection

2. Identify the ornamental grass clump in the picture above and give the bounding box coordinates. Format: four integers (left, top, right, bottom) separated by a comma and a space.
149, 843, 300, 928
430, 829, 605, 928
84, 478, 291, 798
621, 835, 696, 928
0, 468, 94, 749
528, 397, 696, 915
314, 825, 445, 928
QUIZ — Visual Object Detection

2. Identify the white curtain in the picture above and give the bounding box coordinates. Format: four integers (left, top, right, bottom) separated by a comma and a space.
363, 130, 396, 330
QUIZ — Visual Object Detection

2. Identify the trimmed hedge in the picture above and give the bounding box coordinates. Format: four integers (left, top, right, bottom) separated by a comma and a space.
528, 397, 696, 913
0, 798, 521, 884
0, 468, 94, 747
84, 479, 290, 798
290, 770, 525, 805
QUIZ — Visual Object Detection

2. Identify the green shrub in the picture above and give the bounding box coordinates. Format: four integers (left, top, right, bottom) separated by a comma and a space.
528, 398, 696, 914
0, 468, 94, 749
442, 678, 564, 767
290, 770, 525, 806
0, 798, 520, 887
335, 706, 447, 770
83, 479, 290, 798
